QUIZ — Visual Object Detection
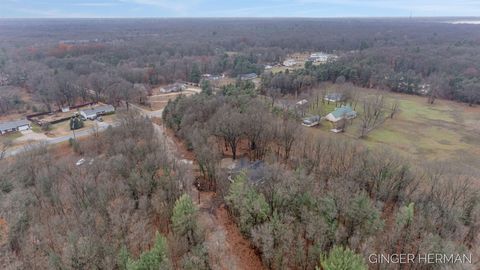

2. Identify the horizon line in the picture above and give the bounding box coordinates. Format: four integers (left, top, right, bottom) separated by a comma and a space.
1, 16, 480, 20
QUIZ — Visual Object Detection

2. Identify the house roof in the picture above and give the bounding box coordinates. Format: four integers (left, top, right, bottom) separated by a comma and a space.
82, 105, 115, 116
239, 73, 257, 80
162, 83, 185, 92
325, 93, 343, 101
0, 119, 30, 131
330, 105, 356, 118
303, 115, 321, 125
230, 158, 266, 184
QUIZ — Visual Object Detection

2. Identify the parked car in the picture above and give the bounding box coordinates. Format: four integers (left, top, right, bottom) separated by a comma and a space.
76, 158, 85, 166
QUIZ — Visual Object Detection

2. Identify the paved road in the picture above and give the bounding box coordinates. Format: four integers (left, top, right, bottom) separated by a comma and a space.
5, 121, 114, 157
4, 105, 163, 158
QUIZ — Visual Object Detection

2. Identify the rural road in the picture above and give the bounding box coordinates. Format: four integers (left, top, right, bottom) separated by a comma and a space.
5, 121, 114, 157
5, 105, 163, 158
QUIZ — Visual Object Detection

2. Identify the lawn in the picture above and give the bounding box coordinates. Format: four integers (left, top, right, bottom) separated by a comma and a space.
302, 86, 480, 174
1, 131, 23, 141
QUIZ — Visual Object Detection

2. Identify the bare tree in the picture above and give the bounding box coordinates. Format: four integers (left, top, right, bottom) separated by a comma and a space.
276, 115, 299, 161
359, 95, 386, 138
389, 99, 400, 119
210, 105, 243, 160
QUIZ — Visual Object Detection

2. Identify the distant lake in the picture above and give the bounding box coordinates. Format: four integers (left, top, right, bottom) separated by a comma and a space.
448, 20, 480, 24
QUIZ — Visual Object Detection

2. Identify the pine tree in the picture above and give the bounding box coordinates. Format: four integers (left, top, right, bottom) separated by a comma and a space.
171, 194, 198, 246
320, 246, 367, 270
126, 233, 170, 270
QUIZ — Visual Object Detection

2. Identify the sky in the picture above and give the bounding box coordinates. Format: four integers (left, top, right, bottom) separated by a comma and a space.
1, 0, 480, 18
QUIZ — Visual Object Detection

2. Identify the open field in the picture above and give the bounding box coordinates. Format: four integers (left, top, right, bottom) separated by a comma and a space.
296, 86, 480, 175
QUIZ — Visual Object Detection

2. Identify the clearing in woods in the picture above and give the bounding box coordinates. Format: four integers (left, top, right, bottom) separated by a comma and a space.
303, 86, 480, 177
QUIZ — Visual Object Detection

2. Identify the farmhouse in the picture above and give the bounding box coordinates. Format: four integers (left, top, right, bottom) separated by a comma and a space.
160, 83, 186, 93
325, 105, 357, 123
80, 105, 115, 120
0, 119, 31, 134
302, 115, 321, 127
239, 73, 258, 81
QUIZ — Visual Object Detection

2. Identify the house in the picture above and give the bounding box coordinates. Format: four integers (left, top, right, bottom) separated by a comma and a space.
239, 73, 258, 81
160, 83, 186, 93
325, 105, 357, 123
296, 99, 308, 106
324, 93, 344, 103
227, 158, 266, 184
310, 52, 338, 63
302, 115, 321, 127
202, 74, 223, 81
0, 119, 31, 134
283, 59, 296, 67
80, 104, 115, 120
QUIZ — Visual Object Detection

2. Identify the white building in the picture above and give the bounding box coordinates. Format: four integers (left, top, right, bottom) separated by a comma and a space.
283, 59, 297, 67
0, 119, 31, 134
80, 105, 115, 120
309, 52, 338, 63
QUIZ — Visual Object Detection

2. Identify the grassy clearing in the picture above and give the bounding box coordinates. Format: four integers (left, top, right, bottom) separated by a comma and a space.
2, 131, 22, 141
302, 86, 480, 172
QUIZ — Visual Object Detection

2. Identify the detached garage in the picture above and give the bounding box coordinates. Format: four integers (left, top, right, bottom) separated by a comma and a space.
0, 119, 31, 135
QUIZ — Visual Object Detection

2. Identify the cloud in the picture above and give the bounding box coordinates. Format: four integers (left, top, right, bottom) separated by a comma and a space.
72, 2, 118, 7
117, 0, 200, 12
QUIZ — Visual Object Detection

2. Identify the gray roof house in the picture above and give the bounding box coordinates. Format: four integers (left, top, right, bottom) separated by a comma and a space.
227, 158, 266, 185
239, 73, 258, 81
160, 83, 186, 93
80, 105, 115, 120
302, 115, 321, 127
324, 93, 344, 102
0, 119, 31, 134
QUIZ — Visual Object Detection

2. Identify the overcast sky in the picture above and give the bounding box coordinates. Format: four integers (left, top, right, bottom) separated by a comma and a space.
1, 0, 480, 18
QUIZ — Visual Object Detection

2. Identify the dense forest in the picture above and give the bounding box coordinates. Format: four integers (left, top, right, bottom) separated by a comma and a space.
0, 18, 479, 269
0, 18, 479, 115
163, 81, 480, 269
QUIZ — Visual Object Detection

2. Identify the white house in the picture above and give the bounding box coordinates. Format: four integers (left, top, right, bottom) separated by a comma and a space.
309, 52, 338, 63
0, 119, 31, 134
283, 59, 297, 67
80, 105, 115, 120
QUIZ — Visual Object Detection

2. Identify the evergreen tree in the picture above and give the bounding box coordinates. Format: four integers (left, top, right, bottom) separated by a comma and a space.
190, 63, 201, 83
172, 194, 198, 246
70, 115, 84, 130
126, 233, 170, 270
320, 246, 367, 270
